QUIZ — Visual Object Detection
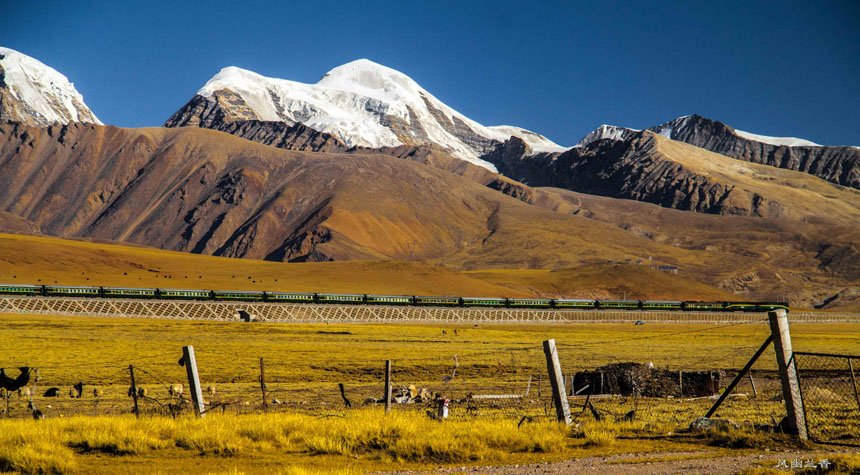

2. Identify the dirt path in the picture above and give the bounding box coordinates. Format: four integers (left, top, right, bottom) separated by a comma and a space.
376, 449, 859, 474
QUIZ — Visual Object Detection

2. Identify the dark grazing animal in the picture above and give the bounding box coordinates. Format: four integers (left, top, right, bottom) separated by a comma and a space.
0, 367, 31, 392
43, 387, 60, 397
72, 382, 84, 398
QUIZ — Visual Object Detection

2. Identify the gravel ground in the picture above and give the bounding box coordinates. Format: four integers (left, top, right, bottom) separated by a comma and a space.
375, 449, 860, 474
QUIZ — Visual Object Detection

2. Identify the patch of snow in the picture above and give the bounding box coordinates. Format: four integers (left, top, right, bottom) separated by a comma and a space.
196, 59, 566, 172
575, 124, 639, 147
485, 125, 569, 153
0, 46, 101, 125
733, 129, 820, 147
654, 126, 673, 138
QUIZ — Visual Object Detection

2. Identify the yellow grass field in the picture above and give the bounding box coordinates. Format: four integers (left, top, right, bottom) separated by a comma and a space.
0, 312, 857, 473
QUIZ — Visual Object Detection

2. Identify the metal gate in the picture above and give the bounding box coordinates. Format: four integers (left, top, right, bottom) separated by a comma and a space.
793, 352, 860, 446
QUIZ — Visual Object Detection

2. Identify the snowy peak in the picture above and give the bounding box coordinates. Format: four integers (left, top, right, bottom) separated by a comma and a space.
575, 124, 639, 147
168, 59, 567, 171
317, 59, 421, 94
0, 47, 101, 126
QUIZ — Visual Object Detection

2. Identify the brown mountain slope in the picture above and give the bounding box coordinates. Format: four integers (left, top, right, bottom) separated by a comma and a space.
0, 122, 691, 268
0, 233, 526, 296
485, 131, 860, 220
655, 114, 860, 189
536, 187, 860, 308
1, 122, 857, 307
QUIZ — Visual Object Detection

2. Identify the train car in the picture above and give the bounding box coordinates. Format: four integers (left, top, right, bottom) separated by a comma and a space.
597, 300, 641, 310
506, 298, 553, 309
554, 299, 597, 309
641, 300, 683, 311
365, 295, 413, 305
0, 284, 44, 296
102, 287, 158, 299
212, 290, 265, 302
414, 296, 461, 307
682, 301, 726, 312
316, 293, 365, 304
461, 297, 507, 308
158, 288, 212, 300
724, 302, 759, 312
264, 292, 315, 303
755, 302, 789, 313
44, 285, 101, 297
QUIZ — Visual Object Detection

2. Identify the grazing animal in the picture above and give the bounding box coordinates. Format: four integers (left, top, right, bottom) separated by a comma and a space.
0, 367, 31, 392
206, 385, 216, 397
73, 382, 84, 398
43, 387, 60, 397
93, 388, 104, 398
69, 388, 77, 398
168, 384, 184, 397
128, 386, 148, 398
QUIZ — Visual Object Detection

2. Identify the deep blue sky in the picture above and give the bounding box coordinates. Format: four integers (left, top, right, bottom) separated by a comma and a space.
3, 1, 859, 146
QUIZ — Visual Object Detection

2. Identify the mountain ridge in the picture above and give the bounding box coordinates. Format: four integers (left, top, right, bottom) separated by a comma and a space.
165, 59, 568, 171
0, 47, 101, 126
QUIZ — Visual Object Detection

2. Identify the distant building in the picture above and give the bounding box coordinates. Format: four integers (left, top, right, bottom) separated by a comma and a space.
658, 265, 678, 274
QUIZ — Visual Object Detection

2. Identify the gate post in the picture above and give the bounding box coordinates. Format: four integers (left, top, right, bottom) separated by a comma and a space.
768, 310, 807, 439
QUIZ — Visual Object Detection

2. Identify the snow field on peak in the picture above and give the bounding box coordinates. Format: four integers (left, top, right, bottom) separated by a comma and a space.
733, 129, 820, 147
196, 59, 568, 171
0, 46, 102, 125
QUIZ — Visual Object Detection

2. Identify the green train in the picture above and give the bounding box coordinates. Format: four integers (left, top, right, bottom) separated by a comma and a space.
0, 284, 789, 313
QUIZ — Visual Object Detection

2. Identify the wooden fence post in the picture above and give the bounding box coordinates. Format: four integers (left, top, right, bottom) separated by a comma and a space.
259, 357, 268, 413
537, 374, 542, 397
384, 360, 392, 414
525, 375, 532, 396
768, 310, 807, 439
748, 373, 758, 397
182, 346, 206, 417
129, 365, 139, 418
542, 339, 571, 424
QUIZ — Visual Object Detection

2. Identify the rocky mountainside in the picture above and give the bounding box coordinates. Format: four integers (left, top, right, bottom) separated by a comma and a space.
0, 47, 101, 126
484, 130, 860, 220
164, 59, 567, 171
576, 115, 859, 189
0, 122, 669, 266
651, 115, 860, 189
1, 122, 858, 307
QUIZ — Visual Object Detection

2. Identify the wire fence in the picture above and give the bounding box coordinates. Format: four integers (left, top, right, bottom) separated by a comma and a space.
0, 315, 854, 446
794, 352, 860, 446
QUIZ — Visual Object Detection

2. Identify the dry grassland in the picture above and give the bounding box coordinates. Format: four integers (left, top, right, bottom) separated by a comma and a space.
0, 232, 740, 300
0, 312, 857, 473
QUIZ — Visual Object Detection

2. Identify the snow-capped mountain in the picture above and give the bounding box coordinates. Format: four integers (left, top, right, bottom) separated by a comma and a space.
647, 115, 824, 147
165, 59, 567, 171
0, 47, 101, 126
570, 114, 859, 189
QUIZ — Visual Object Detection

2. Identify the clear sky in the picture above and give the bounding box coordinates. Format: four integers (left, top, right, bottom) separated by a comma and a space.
3, 0, 858, 146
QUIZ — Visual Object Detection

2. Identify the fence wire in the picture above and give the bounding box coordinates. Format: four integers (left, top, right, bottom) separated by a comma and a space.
0, 321, 853, 446
794, 352, 860, 446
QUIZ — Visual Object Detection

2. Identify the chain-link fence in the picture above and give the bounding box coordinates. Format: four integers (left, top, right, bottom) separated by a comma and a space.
794, 352, 860, 446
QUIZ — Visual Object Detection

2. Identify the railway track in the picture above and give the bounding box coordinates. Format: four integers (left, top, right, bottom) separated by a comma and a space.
0, 296, 857, 323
